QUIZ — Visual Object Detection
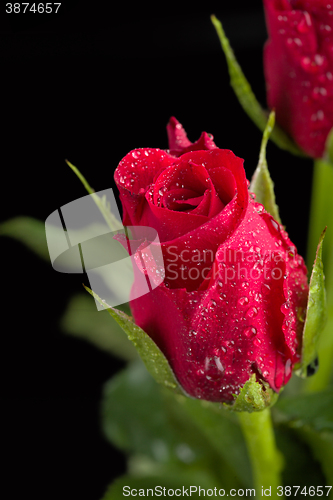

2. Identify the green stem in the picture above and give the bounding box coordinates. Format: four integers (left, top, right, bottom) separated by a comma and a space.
304, 159, 333, 392
238, 409, 284, 499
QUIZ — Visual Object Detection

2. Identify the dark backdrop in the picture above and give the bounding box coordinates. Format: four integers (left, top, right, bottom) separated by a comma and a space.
1, 1, 312, 499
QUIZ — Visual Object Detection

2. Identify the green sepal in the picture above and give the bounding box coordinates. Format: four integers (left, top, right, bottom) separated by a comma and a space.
225, 374, 279, 413
84, 285, 185, 395
210, 15, 305, 158
295, 229, 328, 378
250, 111, 282, 224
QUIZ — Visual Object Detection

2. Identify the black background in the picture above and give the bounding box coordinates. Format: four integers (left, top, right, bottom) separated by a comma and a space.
1, 1, 313, 499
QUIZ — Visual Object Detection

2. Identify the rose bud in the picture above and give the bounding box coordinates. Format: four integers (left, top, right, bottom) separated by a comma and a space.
263, 0, 333, 158
114, 118, 308, 404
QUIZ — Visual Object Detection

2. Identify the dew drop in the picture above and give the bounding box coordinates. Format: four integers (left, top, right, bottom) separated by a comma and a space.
246, 306, 258, 319
312, 86, 328, 100
243, 326, 257, 338
301, 54, 327, 74
281, 301, 290, 313
194, 387, 203, 399
203, 355, 225, 381
284, 359, 292, 379
270, 218, 279, 231
238, 296, 249, 307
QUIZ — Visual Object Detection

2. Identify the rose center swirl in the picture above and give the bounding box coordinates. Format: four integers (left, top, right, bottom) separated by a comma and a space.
152, 160, 229, 217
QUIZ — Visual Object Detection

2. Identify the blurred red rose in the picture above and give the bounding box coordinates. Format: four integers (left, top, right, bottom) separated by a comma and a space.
263, 0, 333, 158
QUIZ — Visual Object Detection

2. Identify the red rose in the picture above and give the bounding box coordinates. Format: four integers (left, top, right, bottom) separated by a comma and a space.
114, 118, 308, 403
263, 0, 333, 158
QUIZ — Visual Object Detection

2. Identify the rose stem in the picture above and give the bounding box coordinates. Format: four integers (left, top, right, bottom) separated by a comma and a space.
238, 408, 283, 499
304, 158, 333, 392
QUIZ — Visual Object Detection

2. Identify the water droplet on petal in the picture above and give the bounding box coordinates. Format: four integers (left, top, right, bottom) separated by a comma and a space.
246, 306, 258, 319
284, 359, 292, 380
203, 355, 225, 381
270, 218, 279, 231
301, 54, 327, 74
238, 296, 249, 307
312, 86, 328, 100
244, 326, 257, 338
297, 12, 312, 33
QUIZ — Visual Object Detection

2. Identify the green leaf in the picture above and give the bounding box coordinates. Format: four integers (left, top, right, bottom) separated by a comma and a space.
210, 15, 306, 157
102, 361, 247, 489
296, 229, 327, 377
274, 390, 333, 432
84, 285, 183, 394
229, 374, 279, 413
101, 361, 185, 460
250, 111, 282, 224
60, 293, 136, 360
0, 216, 49, 260
66, 159, 123, 232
